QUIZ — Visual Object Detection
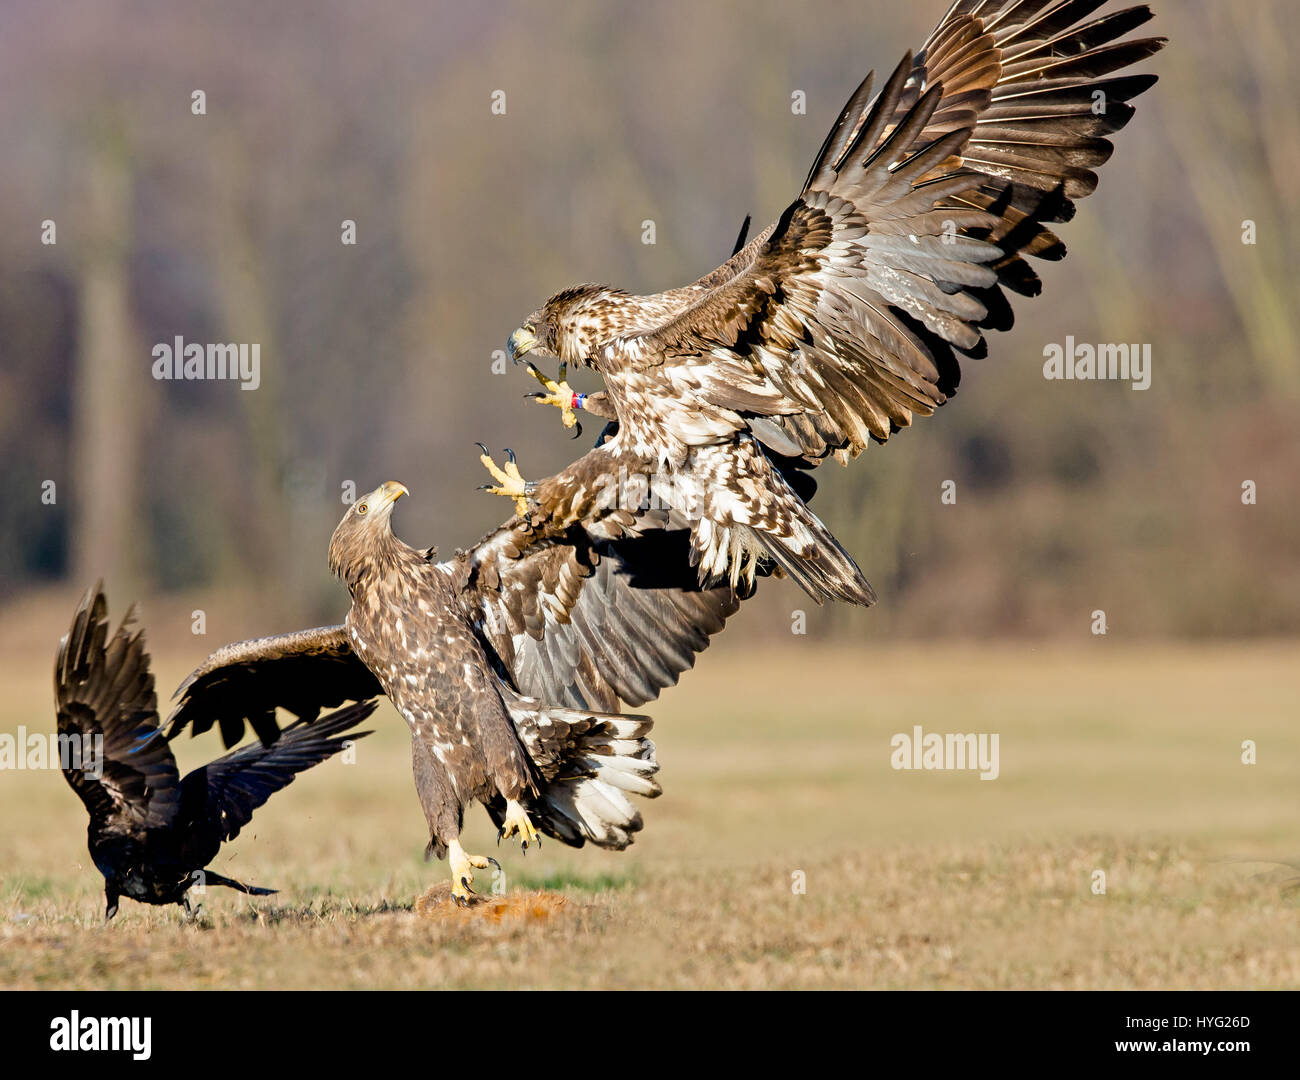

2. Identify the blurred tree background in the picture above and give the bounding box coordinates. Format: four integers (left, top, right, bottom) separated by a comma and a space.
0, 0, 1295, 649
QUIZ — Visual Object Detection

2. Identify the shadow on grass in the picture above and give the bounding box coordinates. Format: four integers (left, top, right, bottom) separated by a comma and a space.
230, 895, 415, 925
217, 871, 636, 926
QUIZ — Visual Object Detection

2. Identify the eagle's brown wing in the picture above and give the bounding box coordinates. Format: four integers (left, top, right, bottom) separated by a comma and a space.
164, 489, 748, 743
599, 3, 1165, 463
458, 500, 745, 713
165, 625, 383, 748
55, 584, 182, 832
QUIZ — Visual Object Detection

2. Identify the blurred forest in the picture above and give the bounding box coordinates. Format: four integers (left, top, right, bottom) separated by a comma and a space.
0, 0, 1296, 646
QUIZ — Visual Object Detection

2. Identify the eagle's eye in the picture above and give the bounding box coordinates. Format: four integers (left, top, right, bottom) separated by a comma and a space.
356, 502, 369, 516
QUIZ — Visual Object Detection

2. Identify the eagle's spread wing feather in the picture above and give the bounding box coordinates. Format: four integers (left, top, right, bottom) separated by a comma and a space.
166, 625, 383, 748
599, 3, 1164, 464
458, 498, 742, 712
54, 584, 181, 832
175, 702, 375, 865
166, 449, 747, 744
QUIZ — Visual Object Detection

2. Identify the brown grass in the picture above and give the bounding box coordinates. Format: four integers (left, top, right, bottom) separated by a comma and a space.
2, 637, 1298, 989
413, 885, 571, 924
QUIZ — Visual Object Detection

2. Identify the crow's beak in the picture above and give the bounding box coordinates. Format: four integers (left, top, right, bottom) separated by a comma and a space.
507, 327, 537, 365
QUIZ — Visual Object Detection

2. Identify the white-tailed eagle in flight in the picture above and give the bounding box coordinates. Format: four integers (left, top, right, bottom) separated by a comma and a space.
499, 0, 1165, 604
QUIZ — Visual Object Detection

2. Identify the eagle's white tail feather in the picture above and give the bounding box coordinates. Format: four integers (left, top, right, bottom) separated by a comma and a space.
586, 716, 653, 741
499, 687, 661, 850
584, 737, 650, 759
543, 778, 640, 848
573, 749, 661, 798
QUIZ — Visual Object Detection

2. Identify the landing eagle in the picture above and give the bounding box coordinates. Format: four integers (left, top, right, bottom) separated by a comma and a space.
165, 463, 787, 902
501, 0, 1165, 604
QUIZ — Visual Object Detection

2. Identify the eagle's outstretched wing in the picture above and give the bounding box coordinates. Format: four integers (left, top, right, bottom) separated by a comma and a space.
165, 625, 382, 747
599, 3, 1165, 463
166, 464, 756, 746
55, 583, 182, 832
174, 702, 375, 867
455, 498, 745, 713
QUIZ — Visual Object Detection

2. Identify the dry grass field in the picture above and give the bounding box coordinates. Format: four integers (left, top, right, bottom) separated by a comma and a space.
2, 632, 1298, 990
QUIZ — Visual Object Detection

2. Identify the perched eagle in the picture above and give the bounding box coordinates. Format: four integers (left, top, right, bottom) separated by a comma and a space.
167, 476, 754, 902
55, 583, 374, 920
503, 0, 1166, 603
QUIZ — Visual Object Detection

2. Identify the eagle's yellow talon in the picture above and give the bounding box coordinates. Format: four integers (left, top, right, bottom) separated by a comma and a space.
448, 839, 499, 904
498, 799, 542, 852
524, 362, 581, 431
476, 445, 533, 518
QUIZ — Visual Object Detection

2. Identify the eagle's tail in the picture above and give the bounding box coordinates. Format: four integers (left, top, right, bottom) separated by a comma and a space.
688, 438, 876, 607
499, 691, 660, 851
743, 516, 877, 608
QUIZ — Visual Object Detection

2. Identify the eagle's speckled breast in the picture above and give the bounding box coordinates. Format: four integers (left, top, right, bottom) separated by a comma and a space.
344, 560, 520, 808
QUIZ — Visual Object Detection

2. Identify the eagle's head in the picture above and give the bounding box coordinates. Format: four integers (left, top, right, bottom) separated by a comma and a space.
328, 480, 409, 592
507, 283, 628, 369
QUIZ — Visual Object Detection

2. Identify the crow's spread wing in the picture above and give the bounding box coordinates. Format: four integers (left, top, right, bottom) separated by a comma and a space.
176, 701, 376, 864
55, 584, 181, 832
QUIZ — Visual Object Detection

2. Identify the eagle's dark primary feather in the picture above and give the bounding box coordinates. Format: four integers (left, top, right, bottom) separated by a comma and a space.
166, 625, 381, 748
508, 1, 1165, 604
731, 214, 753, 257
55, 583, 375, 920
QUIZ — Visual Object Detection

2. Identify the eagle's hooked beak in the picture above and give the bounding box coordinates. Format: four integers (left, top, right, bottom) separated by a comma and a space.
372, 480, 408, 509
507, 326, 537, 365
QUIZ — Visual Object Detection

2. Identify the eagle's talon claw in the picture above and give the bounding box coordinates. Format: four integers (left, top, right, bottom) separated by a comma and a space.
523, 362, 582, 431
498, 799, 542, 854
476, 446, 534, 519
448, 839, 496, 905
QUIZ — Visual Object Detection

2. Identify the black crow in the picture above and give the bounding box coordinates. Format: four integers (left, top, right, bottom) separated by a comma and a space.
55, 583, 376, 920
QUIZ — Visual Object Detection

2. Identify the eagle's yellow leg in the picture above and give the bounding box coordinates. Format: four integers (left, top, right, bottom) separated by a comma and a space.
448, 838, 500, 906
476, 445, 532, 518
498, 799, 542, 852
523, 361, 581, 432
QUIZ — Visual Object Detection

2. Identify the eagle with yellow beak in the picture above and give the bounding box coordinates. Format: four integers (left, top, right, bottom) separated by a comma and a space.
167, 475, 748, 903
496, 0, 1165, 605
